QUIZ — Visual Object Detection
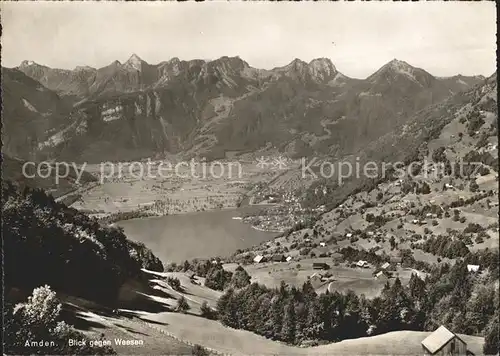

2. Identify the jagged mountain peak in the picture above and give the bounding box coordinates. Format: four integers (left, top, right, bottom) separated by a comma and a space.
5, 54, 488, 166
128, 53, 143, 62
74, 65, 96, 72
309, 57, 335, 67
383, 58, 416, 72
273, 58, 308, 75
291, 58, 308, 67
168, 57, 181, 64
272, 57, 341, 83
124, 54, 147, 70
308, 58, 337, 80
19, 60, 40, 68
367, 58, 433, 85
204, 56, 250, 78
211, 56, 247, 67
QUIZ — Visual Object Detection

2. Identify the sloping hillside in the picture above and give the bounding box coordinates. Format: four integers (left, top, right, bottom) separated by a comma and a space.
1, 67, 72, 160
140, 312, 485, 356
22, 267, 483, 356
203, 72, 498, 355
2, 180, 163, 306
1, 155, 97, 199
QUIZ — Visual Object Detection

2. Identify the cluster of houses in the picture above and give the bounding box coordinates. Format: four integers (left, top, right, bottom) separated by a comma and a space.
373, 261, 396, 280
283, 191, 300, 204
412, 218, 428, 225
480, 141, 497, 153
486, 200, 499, 208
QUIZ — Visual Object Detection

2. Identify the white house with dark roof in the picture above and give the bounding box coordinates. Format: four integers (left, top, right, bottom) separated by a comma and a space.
356, 260, 369, 268
380, 262, 390, 270
375, 271, 388, 280
467, 264, 480, 273
421, 325, 467, 355
253, 255, 265, 264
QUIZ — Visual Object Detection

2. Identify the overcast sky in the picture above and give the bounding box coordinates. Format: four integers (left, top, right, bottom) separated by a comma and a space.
1, 2, 496, 78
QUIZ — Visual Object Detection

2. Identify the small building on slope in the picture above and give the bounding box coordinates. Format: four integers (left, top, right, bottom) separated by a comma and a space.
421, 325, 467, 356
312, 262, 330, 270
380, 262, 391, 270
253, 255, 265, 264
467, 264, 480, 273
271, 254, 286, 263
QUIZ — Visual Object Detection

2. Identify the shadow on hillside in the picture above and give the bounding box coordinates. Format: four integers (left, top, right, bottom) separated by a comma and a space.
181, 311, 200, 318
60, 305, 108, 331
147, 282, 177, 299
135, 316, 169, 326
179, 288, 195, 297
115, 324, 149, 336
114, 277, 174, 315
123, 294, 172, 314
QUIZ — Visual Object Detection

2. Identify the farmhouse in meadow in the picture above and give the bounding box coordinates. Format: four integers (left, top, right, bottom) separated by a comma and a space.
312, 262, 330, 270
271, 254, 285, 262
421, 325, 467, 356
374, 271, 389, 280
356, 260, 369, 268
380, 262, 391, 270
253, 255, 265, 264
467, 264, 480, 273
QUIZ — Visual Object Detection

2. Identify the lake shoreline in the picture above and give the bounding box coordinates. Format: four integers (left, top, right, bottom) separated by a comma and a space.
116, 206, 278, 263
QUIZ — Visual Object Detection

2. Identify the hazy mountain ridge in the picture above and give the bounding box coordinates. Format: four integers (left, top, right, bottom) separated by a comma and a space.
4, 55, 486, 162
1, 67, 73, 160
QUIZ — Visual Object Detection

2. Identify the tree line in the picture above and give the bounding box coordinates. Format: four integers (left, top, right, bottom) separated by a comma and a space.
3, 180, 163, 306
214, 261, 498, 354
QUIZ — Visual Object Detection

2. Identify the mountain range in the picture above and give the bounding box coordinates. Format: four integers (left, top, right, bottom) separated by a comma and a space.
3, 54, 488, 163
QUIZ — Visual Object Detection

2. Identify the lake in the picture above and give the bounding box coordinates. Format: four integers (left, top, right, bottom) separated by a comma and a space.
117, 206, 277, 263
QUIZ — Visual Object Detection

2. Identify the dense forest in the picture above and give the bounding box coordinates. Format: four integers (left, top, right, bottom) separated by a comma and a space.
3, 180, 166, 355
214, 259, 499, 354
165, 247, 498, 353
3, 180, 163, 305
